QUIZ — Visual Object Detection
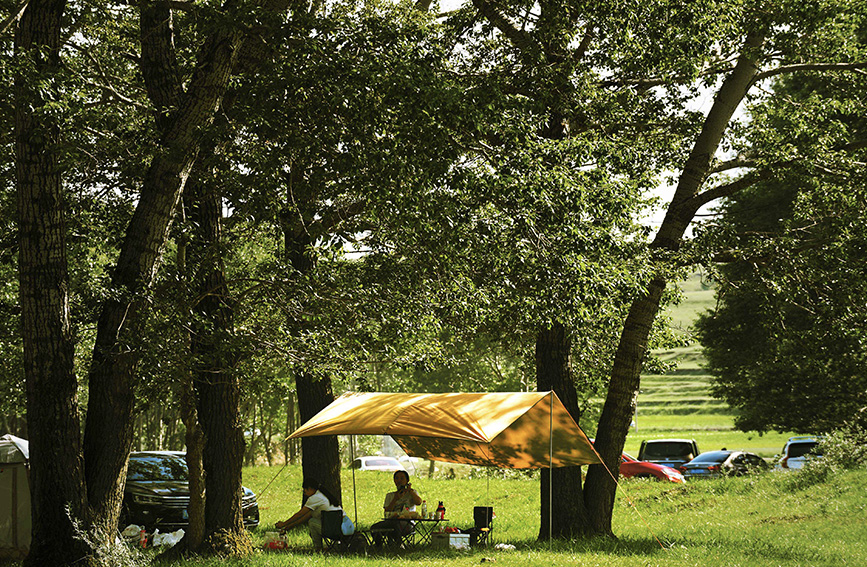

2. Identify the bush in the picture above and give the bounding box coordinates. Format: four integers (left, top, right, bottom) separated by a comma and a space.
782, 422, 867, 490
819, 422, 867, 470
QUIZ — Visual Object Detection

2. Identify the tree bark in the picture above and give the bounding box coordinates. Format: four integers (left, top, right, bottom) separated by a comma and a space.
187, 168, 246, 538
583, 30, 766, 535
281, 167, 344, 502
82, 8, 244, 543
296, 373, 342, 504
14, 0, 96, 564
536, 322, 592, 539
176, 224, 207, 551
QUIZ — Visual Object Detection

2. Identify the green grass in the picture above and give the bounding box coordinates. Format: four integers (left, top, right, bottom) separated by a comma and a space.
141, 466, 867, 567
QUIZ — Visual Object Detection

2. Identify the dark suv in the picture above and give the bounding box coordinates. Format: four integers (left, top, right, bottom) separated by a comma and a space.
638, 439, 700, 470
122, 451, 260, 531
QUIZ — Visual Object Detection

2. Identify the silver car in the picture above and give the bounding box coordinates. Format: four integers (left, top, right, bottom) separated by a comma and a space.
776, 436, 824, 470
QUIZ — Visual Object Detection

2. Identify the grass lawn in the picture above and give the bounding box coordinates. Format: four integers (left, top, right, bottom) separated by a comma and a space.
138, 465, 867, 567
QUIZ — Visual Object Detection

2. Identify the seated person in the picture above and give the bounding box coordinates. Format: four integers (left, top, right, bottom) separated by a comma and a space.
275, 477, 353, 549
370, 470, 422, 547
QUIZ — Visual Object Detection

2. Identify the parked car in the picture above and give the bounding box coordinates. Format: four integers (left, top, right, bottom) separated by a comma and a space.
637, 439, 700, 469
122, 451, 260, 530
620, 452, 686, 483
679, 450, 769, 479
349, 456, 406, 472
589, 439, 685, 483
777, 436, 824, 470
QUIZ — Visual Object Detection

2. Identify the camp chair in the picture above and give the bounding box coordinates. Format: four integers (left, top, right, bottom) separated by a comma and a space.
465, 506, 493, 547
321, 510, 361, 551
370, 518, 415, 549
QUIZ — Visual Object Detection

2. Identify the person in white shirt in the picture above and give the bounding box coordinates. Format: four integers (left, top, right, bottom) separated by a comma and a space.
275, 477, 353, 548
371, 470, 422, 547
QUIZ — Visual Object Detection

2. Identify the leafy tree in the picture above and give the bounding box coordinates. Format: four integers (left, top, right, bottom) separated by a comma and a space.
10, 0, 295, 560
452, 0, 867, 537
696, 72, 867, 434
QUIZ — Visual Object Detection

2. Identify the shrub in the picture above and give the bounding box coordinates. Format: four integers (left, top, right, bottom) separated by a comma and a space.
782, 421, 867, 490
819, 422, 867, 470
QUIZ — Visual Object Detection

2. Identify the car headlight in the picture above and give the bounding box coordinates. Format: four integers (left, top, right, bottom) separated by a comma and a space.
132, 494, 162, 505
662, 467, 684, 481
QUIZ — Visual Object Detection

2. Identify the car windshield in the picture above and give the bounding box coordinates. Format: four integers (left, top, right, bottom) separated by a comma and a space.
363, 458, 399, 467
788, 442, 821, 458
127, 454, 188, 481
689, 451, 731, 464
642, 442, 693, 458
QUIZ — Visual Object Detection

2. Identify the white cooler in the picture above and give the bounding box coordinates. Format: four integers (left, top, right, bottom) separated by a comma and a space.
431, 532, 470, 550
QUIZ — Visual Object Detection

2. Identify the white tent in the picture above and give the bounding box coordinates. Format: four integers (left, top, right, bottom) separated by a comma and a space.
0, 434, 31, 558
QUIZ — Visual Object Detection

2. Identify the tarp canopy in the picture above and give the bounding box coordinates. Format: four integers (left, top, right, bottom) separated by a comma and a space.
289, 391, 601, 469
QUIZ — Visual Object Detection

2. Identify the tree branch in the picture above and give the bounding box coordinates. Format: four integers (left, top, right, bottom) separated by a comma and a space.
709, 155, 757, 174
754, 61, 867, 83
470, 0, 535, 53
0, 0, 28, 36
686, 170, 773, 214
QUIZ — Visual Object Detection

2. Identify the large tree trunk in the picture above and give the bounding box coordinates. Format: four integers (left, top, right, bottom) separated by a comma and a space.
81, 8, 244, 543
583, 30, 766, 535
15, 1, 95, 564
281, 170, 344, 503
187, 161, 246, 541
296, 373, 342, 504
536, 322, 592, 539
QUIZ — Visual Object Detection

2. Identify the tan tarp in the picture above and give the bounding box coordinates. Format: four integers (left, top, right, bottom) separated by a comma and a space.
289, 392, 601, 469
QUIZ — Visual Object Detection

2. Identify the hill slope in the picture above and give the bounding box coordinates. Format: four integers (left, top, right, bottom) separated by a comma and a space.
623, 272, 793, 459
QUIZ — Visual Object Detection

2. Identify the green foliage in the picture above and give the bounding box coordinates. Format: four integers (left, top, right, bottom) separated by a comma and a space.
787, 421, 867, 489
695, 51, 867, 434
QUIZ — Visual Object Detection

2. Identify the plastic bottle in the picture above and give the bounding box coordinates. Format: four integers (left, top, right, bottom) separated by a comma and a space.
421, 500, 427, 518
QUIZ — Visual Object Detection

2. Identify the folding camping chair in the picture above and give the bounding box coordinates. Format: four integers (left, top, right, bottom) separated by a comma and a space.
464, 506, 494, 547
321, 510, 366, 552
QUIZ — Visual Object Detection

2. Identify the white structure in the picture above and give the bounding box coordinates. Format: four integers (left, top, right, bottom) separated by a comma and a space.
0, 434, 31, 558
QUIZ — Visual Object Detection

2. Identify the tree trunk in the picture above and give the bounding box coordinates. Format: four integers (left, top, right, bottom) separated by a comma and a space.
296, 373, 342, 504
15, 1, 96, 564
584, 30, 766, 535
281, 168, 344, 501
82, 9, 244, 543
536, 322, 592, 539
181, 375, 207, 550
176, 224, 207, 551
185, 162, 246, 540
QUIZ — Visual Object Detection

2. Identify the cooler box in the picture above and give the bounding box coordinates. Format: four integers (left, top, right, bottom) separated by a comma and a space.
431, 532, 469, 550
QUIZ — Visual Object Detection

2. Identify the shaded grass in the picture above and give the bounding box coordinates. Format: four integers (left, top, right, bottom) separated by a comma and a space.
140, 468, 867, 567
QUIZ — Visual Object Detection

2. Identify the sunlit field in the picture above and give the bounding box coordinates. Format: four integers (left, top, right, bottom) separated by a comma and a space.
141, 465, 867, 567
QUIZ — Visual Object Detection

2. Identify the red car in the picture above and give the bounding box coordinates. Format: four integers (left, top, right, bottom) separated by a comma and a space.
620, 452, 686, 483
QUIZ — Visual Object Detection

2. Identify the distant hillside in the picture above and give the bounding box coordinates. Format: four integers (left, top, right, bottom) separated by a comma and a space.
626, 271, 794, 458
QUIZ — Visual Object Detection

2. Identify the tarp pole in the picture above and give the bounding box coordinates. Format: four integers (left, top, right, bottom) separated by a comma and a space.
549, 391, 553, 545
350, 435, 358, 525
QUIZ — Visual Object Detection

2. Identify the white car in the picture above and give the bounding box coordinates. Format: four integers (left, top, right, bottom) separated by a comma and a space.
776, 436, 824, 470
349, 456, 406, 472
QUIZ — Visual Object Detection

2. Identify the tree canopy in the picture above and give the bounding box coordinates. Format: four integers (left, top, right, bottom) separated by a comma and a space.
696, 69, 867, 434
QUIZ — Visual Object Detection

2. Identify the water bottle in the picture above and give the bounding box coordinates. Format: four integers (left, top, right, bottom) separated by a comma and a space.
421, 500, 427, 518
